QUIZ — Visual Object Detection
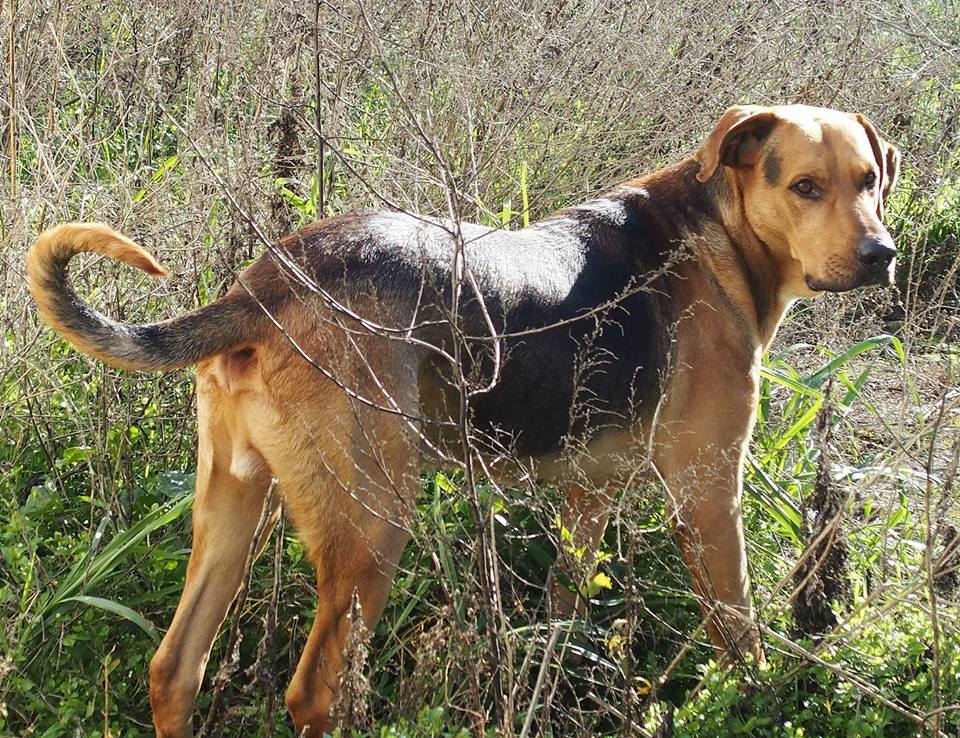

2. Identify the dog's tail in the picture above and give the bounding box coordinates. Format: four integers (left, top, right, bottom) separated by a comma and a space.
28, 222, 270, 371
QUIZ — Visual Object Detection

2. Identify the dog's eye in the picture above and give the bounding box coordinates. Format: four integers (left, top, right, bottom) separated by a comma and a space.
864, 171, 877, 189
792, 179, 819, 198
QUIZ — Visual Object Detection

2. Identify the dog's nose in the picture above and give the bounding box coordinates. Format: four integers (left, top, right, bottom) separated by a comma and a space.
856, 235, 897, 269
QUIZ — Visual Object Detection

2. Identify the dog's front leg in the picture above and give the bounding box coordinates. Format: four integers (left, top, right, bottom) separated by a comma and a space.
551, 483, 614, 617
665, 460, 761, 660
653, 379, 764, 661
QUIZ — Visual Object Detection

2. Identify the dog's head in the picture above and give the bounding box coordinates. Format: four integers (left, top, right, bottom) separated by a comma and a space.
695, 104, 900, 297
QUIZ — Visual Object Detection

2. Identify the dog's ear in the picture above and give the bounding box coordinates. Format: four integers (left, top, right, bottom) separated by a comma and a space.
855, 113, 901, 219
695, 106, 779, 183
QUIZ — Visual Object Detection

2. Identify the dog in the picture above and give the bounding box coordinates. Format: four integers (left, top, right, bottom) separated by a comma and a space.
27, 104, 899, 737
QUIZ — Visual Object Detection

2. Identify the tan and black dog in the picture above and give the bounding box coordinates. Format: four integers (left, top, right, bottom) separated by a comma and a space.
28, 104, 899, 737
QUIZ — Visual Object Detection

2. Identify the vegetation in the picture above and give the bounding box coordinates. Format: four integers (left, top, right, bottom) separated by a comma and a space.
1, 1, 959, 736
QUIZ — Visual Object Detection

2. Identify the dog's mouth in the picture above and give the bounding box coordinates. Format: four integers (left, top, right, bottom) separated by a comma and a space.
805, 261, 896, 293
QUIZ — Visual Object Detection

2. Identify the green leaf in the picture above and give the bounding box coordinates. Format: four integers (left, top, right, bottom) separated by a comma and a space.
760, 366, 824, 399
434, 471, 456, 494
58, 446, 92, 468
805, 334, 901, 388
29, 489, 194, 636
62, 595, 160, 644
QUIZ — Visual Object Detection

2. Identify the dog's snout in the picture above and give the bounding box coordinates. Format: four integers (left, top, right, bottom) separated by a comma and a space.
856, 235, 897, 270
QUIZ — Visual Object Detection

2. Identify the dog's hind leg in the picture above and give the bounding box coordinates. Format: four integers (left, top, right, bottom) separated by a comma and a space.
283, 502, 411, 736
254, 342, 419, 737
149, 365, 279, 738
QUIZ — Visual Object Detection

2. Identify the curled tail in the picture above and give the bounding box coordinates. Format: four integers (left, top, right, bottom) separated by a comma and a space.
27, 222, 270, 371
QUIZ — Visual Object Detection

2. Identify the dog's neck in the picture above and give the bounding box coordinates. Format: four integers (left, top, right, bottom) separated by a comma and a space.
619, 159, 792, 350
704, 166, 794, 349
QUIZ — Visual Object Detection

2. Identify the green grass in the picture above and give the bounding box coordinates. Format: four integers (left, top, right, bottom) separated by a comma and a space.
2, 334, 953, 737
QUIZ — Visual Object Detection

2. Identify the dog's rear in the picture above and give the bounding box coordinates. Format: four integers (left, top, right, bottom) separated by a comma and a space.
154, 313, 419, 736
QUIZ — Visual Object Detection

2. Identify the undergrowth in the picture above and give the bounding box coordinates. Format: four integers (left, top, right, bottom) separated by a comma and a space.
2, 1, 959, 736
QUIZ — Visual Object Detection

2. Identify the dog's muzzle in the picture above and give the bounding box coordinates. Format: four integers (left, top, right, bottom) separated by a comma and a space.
805, 233, 898, 293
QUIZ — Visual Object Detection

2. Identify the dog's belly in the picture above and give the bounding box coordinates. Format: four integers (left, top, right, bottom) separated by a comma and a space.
416, 285, 665, 462
475, 312, 660, 454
